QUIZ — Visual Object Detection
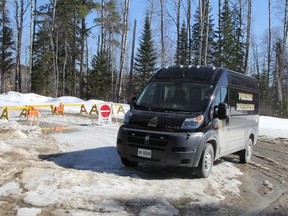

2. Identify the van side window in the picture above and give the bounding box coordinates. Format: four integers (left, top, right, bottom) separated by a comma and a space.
215, 87, 228, 105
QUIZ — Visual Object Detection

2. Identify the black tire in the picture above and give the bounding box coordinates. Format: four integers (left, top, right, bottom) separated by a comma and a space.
121, 157, 139, 167
239, 138, 253, 163
196, 143, 214, 178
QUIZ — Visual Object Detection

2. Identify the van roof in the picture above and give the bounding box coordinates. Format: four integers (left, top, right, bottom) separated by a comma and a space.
152, 66, 258, 90
152, 66, 220, 84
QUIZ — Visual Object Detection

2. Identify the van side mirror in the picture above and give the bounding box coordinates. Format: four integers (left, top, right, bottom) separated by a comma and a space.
217, 103, 229, 119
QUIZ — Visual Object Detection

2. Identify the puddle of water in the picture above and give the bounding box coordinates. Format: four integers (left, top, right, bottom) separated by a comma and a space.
17, 120, 77, 134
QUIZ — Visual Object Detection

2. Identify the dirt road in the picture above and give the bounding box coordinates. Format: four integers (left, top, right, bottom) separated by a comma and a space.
0, 123, 287, 215
177, 137, 288, 215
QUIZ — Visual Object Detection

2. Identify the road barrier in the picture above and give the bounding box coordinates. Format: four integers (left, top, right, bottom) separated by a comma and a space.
112, 103, 125, 115
1, 106, 30, 120
0, 102, 126, 120
60, 103, 88, 114
89, 104, 98, 115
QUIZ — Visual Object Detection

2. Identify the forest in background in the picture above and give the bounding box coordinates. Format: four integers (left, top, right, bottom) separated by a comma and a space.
0, 0, 287, 117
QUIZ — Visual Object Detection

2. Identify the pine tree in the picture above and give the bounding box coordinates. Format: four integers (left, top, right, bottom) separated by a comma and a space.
85, 51, 112, 101
191, 0, 215, 66
215, 0, 236, 70
176, 21, 189, 65
133, 14, 157, 95
0, 0, 14, 93
231, 3, 245, 72
32, 20, 53, 96
214, 0, 245, 72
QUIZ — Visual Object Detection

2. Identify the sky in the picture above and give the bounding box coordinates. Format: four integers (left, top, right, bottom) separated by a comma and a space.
10, 0, 283, 66
83, 0, 275, 68
0, 91, 287, 215
128, 0, 274, 39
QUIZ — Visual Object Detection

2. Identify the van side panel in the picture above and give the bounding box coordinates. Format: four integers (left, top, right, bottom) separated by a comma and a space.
215, 70, 259, 156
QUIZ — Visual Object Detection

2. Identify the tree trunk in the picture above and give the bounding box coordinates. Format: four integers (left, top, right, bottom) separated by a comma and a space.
129, 19, 137, 99
29, 0, 36, 92
14, 0, 25, 93
198, 0, 204, 65
118, 0, 130, 101
50, 0, 58, 97
218, 0, 223, 67
176, 0, 181, 65
72, 5, 77, 96
100, 0, 105, 53
275, 44, 283, 104
267, 0, 271, 88
79, 3, 86, 98
187, 0, 191, 65
203, 0, 210, 65
14, 0, 20, 92
160, 0, 165, 67
244, 0, 252, 74
278, 0, 288, 103
0, 0, 6, 93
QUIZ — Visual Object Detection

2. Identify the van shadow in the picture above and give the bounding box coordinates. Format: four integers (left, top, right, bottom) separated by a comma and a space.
38, 146, 213, 179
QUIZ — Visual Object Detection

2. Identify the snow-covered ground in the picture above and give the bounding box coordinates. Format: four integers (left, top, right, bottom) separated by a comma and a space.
0, 91, 287, 215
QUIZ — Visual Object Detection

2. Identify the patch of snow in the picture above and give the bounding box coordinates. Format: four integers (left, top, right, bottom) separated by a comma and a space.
0, 91, 287, 214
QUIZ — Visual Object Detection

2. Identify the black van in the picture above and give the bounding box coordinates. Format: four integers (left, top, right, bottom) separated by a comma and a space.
116, 66, 259, 178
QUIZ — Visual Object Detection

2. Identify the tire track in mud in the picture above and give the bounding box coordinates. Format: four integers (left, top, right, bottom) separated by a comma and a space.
238, 139, 288, 215
250, 139, 288, 184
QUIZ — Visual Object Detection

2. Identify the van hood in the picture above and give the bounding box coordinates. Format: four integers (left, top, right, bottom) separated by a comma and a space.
127, 109, 200, 131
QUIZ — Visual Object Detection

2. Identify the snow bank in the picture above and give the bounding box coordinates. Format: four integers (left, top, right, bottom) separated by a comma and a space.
0, 91, 287, 215
259, 116, 288, 139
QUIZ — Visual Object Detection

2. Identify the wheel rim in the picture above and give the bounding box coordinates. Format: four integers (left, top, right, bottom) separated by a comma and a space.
246, 143, 252, 160
204, 151, 212, 171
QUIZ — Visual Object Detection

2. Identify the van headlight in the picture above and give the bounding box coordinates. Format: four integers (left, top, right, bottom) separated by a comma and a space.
123, 110, 133, 124
181, 114, 204, 129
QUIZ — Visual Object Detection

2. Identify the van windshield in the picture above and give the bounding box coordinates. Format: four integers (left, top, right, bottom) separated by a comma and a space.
134, 81, 214, 113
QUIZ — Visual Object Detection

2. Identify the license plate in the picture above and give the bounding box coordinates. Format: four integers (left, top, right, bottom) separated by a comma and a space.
137, 148, 152, 158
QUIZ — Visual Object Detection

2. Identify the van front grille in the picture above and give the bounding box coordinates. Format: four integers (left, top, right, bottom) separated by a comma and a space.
127, 131, 170, 150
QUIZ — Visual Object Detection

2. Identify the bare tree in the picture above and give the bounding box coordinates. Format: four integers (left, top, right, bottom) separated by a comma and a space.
185, 0, 192, 64
278, 0, 288, 103
29, 0, 37, 93
198, 0, 204, 65
267, 0, 272, 87
160, 0, 165, 67
244, 0, 252, 73
203, 0, 210, 65
129, 19, 137, 98
118, 0, 130, 101
13, 0, 29, 92
176, 0, 181, 65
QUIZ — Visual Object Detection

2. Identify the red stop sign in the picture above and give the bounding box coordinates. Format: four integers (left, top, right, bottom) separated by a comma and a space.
100, 104, 111, 118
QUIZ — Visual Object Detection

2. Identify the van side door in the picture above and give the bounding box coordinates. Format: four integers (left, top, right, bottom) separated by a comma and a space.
213, 87, 230, 154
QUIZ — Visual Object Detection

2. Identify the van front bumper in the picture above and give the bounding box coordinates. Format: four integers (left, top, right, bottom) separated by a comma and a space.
116, 125, 205, 167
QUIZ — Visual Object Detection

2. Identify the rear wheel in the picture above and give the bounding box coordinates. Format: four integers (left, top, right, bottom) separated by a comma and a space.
239, 138, 253, 163
196, 143, 214, 178
121, 157, 139, 167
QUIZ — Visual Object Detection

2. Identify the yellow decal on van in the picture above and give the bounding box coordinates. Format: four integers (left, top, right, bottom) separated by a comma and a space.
239, 92, 253, 101
236, 103, 255, 111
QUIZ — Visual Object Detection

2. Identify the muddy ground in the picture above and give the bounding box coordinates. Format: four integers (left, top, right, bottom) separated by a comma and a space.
178, 136, 288, 216
0, 125, 287, 215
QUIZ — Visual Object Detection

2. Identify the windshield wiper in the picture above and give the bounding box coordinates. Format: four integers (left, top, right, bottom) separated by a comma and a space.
134, 104, 151, 111
151, 107, 191, 113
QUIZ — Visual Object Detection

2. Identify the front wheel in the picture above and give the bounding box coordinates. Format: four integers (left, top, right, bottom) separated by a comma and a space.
121, 157, 139, 167
196, 143, 214, 178
239, 138, 253, 163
